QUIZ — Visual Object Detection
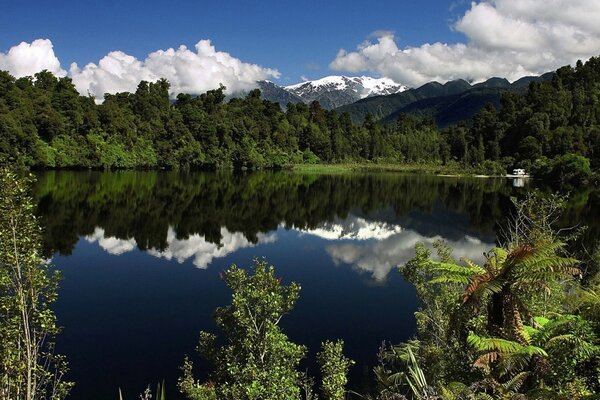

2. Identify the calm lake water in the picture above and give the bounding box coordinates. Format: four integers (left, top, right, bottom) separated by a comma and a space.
31, 171, 600, 400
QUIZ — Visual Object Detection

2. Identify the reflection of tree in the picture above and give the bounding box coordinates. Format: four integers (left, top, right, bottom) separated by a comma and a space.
33, 171, 525, 256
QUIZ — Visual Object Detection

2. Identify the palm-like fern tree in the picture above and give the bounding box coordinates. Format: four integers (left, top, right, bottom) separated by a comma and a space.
467, 313, 599, 396
427, 241, 579, 342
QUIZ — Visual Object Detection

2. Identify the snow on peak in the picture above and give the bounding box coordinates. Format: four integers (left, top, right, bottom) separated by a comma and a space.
284, 75, 407, 99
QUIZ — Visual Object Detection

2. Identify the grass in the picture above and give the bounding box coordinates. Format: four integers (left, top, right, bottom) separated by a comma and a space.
290, 162, 481, 176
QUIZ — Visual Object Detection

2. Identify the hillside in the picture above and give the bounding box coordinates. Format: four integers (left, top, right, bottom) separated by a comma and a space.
337, 74, 553, 125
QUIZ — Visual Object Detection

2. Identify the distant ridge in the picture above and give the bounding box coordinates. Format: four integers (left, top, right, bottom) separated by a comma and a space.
257, 76, 407, 109
335, 73, 554, 127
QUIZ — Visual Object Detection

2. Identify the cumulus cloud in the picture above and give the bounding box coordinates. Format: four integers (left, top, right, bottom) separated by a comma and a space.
70, 40, 280, 99
1, 38, 279, 100
0, 39, 66, 78
326, 230, 492, 282
147, 226, 277, 269
330, 0, 600, 86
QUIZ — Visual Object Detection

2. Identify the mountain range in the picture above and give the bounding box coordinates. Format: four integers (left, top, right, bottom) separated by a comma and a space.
338, 73, 554, 126
258, 73, 554, 127
258, 76, 406, 110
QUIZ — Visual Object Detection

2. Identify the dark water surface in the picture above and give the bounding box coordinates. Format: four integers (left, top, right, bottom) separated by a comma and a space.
31, 171, 600, 399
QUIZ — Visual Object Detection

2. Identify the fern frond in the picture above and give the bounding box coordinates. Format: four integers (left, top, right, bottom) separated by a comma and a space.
460, 257, 487, 275
503, 371, 530, 391
473, 351, 499, 368
467, 335, 523, 354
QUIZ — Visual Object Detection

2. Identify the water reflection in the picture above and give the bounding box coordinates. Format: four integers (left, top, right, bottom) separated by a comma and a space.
34, 170, 514, 257
86, 226, 277, 269
85, 227, 137, 255
84, 214, 492, 282
31, 171, 599, 400
326, 230, 491, 281
147, 227, 277, 269
293, 215, 402, 241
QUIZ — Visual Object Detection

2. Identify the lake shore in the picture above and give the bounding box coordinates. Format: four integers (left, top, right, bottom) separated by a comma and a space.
289, 163, 521, 178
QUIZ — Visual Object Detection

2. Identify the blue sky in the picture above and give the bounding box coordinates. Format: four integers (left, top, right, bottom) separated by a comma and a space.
1, 0, 599, 98
1, 0, 470, 83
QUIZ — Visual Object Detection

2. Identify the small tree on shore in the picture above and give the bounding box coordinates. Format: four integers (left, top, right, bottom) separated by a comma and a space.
178, 258, 353, 400
0, 168, 73, 400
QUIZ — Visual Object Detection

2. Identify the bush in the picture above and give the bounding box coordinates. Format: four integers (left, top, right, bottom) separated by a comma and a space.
533, 153, 592, 186
551, 153, 592, 185
477, 160, 505, 176
302, 149, 320, 164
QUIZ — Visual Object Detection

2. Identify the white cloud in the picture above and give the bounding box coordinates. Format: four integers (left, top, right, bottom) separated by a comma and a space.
0, 39, 66, 78
85, 227, 137, 255
1, 38, 279, 100
147, 226, 277, 269
70, 40, 280, 99
330, 0, 600, 86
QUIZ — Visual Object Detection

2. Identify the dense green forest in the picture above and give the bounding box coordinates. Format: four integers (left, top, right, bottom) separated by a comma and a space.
1, 56, 600, 180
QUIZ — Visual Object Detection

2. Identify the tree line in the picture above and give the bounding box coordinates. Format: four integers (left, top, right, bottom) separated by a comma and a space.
0, 70, 442, 170
1, 55, 599, 180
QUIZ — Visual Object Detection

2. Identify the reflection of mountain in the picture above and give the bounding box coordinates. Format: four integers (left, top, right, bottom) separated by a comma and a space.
288, 212, 493, 281
85, 226, 277, 269
294, 215, 402, 241
326, 230, 491, 282
84, 214, 491, 282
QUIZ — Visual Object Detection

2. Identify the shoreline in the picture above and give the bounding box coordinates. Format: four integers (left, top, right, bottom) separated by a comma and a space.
289, 163, 530, 178
13, 163, 532, 179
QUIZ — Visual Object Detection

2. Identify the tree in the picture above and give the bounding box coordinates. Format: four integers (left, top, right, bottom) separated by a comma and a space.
179, 258, 305, 400
317, 340, 354, 400
179, 258, 353, 400
377, 193, 596, 399
0, 168, 73, 400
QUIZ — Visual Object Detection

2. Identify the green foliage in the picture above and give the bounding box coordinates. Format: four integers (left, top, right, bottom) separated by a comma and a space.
3, 56, 600, 179
317, 340, 354, 400
179, 259, 306, 400
0, 168, 73, 399
476, 160, 505, 176
377, 193, 600, 399
179, 259, 353, 400
532, 153, 592, 186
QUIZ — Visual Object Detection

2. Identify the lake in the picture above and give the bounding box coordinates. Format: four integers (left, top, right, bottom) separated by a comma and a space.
31, 171, 600, 399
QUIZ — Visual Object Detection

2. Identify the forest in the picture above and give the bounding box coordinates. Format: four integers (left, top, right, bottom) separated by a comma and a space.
1, 56, 600, 184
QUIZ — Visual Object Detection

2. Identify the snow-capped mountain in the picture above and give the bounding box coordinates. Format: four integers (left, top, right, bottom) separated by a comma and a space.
284, 76, 407, 109
256, 80, 305, 108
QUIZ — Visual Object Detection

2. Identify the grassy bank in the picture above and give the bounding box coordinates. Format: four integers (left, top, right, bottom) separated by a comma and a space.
290, 163, 489, 176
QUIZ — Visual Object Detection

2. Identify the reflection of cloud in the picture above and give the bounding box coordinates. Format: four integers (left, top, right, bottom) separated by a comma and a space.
147, 227, 277, 269
85, 226, 277, 269
85, 227, 137, 255
294, 215, 402, 241
326, 230, 492, 282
